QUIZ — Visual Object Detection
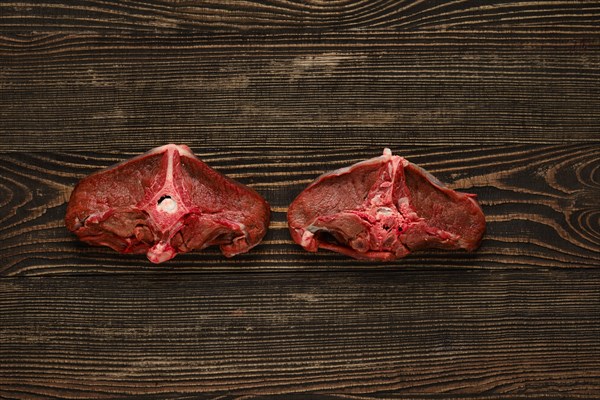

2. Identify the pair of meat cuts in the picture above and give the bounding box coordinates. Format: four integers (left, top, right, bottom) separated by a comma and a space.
66, 145, 485, 263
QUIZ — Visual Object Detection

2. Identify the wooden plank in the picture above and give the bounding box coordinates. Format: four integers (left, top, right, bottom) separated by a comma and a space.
0, 144, 598, 276
1, 271, 599, 398
1, 32, 599, 150
1, 1, 599, 33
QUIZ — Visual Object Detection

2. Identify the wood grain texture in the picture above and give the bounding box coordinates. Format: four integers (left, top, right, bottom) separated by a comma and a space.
1, 0, 600, 33
1, 32, 599, 150
2, 1, 600, 398
0, 144, 598, 276
1, 271, 599, 398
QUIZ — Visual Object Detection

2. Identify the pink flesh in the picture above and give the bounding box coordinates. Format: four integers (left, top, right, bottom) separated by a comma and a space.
65, 144, 270, 263
287, 149, 486, 261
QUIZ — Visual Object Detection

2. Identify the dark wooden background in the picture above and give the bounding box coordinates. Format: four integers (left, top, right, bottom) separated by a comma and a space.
1, 1, 599, 398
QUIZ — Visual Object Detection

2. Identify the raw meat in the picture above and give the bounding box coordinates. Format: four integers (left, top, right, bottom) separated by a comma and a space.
287, 149, 485, 261
66, 144, 270, 263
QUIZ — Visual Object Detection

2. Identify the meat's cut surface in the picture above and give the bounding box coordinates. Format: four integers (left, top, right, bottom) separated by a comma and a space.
66, 144, 270, 263
287, 149, 485, 261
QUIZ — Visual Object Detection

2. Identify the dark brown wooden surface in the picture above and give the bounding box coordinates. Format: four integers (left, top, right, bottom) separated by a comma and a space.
1, 1, 599, 399
2, 271, 600, 398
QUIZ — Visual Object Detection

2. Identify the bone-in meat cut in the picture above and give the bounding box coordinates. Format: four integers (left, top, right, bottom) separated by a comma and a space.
66, 144, 270, 263
287, 149, 485, 261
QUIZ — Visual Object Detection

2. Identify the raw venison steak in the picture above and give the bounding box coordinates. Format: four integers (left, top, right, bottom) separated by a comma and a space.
287, 149, 485, 261
66, 144, 270, 263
